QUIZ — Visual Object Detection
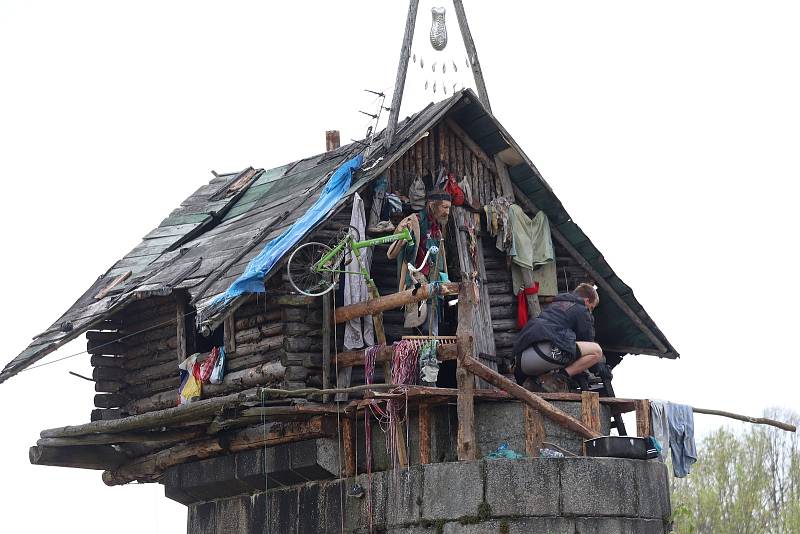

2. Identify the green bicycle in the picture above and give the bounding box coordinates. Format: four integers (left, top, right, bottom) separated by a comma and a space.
287, 226, 414, 296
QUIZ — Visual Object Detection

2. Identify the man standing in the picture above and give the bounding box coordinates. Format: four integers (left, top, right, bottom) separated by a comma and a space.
387, 190, 452, 333
512, 283, 604, 391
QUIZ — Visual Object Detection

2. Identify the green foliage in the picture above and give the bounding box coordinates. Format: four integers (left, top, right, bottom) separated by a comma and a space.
671, 408, 799, 534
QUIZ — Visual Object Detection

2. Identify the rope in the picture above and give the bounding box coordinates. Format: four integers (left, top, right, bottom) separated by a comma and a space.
332, 298, 345, 534
387, 340, 418, 471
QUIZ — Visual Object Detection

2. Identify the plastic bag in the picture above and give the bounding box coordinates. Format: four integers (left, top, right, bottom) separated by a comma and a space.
178, 354, 202, 405
198, 347, 219, 383
210, 347, 226, 385
485, 442, 525, 460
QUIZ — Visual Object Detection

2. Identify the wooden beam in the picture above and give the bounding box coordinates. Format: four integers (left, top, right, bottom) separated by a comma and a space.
30, 444, 128, 470
102, 417, 333, 486
334, 343, 457, 368
523, 404, 545, 456
511, 183, 669, 354
635, 399, 651, 437
418, 403, 432, 464
456, 282, 477, 461
383, 0, 420, 150
342, 417, 356, 477
452, 0, 492, 112
370, 385, 638, 412
36, 428, 204, 448
41, 388, 262, 439
94, 271, 131, 300
459, 355, 602, 439
334, 282, 459, 324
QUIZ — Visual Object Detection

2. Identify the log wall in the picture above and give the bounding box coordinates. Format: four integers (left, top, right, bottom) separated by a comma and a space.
88, 296, 177, 420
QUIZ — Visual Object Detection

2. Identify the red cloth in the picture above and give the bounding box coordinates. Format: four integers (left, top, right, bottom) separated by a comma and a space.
198, 347, 219, 383
516, 283, 540, 329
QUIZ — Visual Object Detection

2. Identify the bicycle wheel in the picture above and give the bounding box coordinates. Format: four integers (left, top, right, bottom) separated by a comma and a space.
287, 242, 337, 296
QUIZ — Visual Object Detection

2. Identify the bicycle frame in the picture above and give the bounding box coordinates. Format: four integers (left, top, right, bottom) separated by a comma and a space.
313, 227, 413, 277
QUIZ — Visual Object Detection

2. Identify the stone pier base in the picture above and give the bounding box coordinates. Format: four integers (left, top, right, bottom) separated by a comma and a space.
184, 458, 671, 533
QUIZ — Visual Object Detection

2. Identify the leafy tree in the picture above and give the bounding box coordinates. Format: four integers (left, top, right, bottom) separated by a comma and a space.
671, 408, 799, 534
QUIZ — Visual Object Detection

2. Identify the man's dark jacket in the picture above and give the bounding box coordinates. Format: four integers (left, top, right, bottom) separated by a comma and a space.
512, 293, 594, 358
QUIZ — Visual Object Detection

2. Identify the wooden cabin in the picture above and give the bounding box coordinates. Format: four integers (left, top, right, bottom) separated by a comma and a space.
2, 89, 677, 532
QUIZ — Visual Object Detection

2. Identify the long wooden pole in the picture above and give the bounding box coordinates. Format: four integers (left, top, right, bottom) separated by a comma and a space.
691, 407, 796, 432
383, 0, 420, 150
334, 282, 459, 324
452, 0, 492, 112
459, 354, 602, 439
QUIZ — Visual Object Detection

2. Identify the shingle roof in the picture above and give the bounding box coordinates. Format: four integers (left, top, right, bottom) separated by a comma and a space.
1, 89, 676, 384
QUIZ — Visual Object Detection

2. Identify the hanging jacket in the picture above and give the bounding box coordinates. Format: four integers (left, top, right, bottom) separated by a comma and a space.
512, 293, 594, 358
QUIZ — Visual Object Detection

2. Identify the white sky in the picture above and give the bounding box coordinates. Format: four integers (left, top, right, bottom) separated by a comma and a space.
1, 1, 798, 532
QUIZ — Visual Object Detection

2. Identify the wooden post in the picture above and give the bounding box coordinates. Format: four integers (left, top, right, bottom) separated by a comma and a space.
581, 391, 602, 435
342, 416, 356, 477
581, 391, 602, 454
523, 404, 545, 457
456, 282, 477, 460
383, 0, 420, 150
322, 292, 332, 403
635, 399, 651, 437
451, 206, 498, 389
418, 403, 432, 465
452, 0, 492, 112
176, 293, 188, 363
223, 313, 236, 354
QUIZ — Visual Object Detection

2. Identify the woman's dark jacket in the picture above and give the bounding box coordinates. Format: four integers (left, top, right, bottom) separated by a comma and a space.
512, 293, 595, 358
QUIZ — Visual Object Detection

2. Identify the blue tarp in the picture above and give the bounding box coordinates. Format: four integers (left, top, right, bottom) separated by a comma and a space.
215, 153, 363, 303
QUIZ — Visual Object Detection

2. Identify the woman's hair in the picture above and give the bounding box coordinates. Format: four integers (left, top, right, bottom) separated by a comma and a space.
573, 283, 599, 306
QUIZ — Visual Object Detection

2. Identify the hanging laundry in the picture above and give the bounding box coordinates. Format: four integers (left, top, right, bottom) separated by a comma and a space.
507, 205, 558, 297
649, 400, 698, 477
649, 400, 670, 463
516, 283, 540, 329
418, 339, 439, 385
209, 347, 226, 384
444, 172, 465, 206
343, 193, 376, 351
668, 403, 697, 477
484, 197, 513, 253
178, 354, 202, 405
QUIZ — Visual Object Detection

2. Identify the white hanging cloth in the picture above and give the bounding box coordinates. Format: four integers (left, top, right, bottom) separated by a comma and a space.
343, 193, 376, 350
